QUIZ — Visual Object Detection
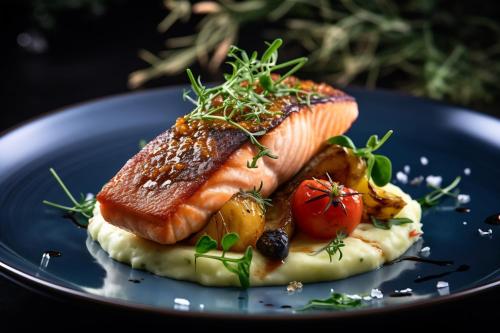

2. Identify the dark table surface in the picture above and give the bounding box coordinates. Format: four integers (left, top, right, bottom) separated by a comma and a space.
1, 1, 498, 329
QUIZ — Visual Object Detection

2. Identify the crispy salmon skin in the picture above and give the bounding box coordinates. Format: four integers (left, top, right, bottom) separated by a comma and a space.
96, 78, 358, 244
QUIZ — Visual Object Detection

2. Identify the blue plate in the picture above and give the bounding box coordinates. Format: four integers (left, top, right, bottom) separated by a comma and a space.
0, 87, 499, 319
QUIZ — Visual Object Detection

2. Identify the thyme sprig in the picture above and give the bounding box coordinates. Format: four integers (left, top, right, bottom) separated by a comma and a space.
195, 233, 253, 288
418, 176, 461, 208
183, 38, 319, 168
238, 181, 272, 214
42, 168, 96, 226
310, 231, 347, 262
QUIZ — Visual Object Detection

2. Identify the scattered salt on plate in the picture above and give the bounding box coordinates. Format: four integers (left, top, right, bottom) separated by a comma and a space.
420, 246, 431, 253
396, 171, 408, 184
436, 281, 449, 289
478, 228, 493, 236
420, 156, 429, 166
370, 289, 384, 299
403, 165, 411, 174
425, 175, 442, 187
457, 194, 471, 204
464, 168, 471, 176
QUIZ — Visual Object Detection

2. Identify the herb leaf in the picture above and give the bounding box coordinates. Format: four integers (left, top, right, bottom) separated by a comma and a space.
371, 217, 413, 230
300, 292, 363, 311
417, 176, 461, 208
194, 233, 253, 288
184, 39, 319, 169
42, 168, 96, 226
328, 130, 394, 186
310, 231, 346, 262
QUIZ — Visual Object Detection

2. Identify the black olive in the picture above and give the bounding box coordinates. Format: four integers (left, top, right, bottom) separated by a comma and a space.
256, 229, 289, 260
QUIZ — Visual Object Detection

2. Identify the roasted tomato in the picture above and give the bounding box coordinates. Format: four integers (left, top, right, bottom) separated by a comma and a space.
291, 176, 363, 239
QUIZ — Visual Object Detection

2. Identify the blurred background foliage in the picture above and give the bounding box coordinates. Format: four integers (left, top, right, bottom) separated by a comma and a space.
129, 0, 500, 107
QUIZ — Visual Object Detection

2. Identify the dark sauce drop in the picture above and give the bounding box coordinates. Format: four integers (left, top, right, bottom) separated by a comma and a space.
128, 279, 141, 284
280, 305, 292, 309
484, 213, 500, 225
238, 296, 246, 300
388, 256, 453, 266
390, 292, 412, 297
414, 264, 470, 283
259, 300, 264, 303
43, 250, 62, 258
63, 212, 88, 229
455, 207, 471, 213
264, 303, 274, 307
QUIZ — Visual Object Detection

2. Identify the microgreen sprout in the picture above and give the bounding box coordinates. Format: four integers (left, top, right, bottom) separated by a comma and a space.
195, 233, 253, 288
42, 168, 96, 227
418, 176, 461, 208
183, 38, 320, 168
300, 292, 363, 311
328, 130, 393, 186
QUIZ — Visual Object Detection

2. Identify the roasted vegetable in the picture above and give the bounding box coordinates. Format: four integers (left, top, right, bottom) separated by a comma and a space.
190, 192, 265, 252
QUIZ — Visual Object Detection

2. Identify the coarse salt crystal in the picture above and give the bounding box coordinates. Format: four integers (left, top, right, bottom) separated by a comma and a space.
396, 171, 408, 184
363, 296, 372, 301
370, 288, 384, 299
457, 194, 471, 204
395, 288, 412, 294
425, 175, 442, 187
420, 246, 431, 253
420, 156, 429, 165
478, 228, 493, 236
436, 281, 449, 289
287, 281, 303, 293
347, 294, 362, 300
174, 298, 190, 306
410, 176, 424, 186
463, 221, 468, 225
464, 168, 471, 175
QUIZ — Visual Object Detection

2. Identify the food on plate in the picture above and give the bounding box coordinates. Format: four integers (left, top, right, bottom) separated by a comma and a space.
45, 39, 423, 288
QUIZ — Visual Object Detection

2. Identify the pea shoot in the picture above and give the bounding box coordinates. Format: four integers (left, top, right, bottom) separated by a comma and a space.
195, 233, 253, 289
42, 168, 96, 227
328, 130, 394, 186
183, 38, 321, 169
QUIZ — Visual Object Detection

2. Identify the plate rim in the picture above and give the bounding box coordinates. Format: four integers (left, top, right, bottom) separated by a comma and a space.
1, 85, 499, 319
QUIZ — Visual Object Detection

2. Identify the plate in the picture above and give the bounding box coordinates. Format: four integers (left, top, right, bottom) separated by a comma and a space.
0, 86, 499, 319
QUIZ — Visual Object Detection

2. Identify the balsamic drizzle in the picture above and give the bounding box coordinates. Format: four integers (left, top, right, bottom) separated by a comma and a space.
414, 265, 470, 283
387, 256, 453, 266
484, 213, 500, 225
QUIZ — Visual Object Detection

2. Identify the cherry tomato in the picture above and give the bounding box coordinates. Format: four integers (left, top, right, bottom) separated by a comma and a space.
292, 178, 363, 239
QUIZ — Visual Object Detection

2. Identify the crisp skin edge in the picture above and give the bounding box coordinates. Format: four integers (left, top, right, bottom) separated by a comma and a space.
87, 183, 422, 287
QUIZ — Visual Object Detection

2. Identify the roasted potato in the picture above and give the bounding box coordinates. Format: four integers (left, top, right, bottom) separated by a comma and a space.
190, 192, 265, 252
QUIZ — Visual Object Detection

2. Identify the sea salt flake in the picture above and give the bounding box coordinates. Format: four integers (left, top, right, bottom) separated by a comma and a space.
425, 175, 442, 187
420, 246, 431, 253
464, 168, 471, 175
463, 221, 468, 225
396, 171, 408, 184
420, 156, 429, 166
436, 281, 449, 289
457, 194, 471, 204
174, 298, 190, 306
404, 165, 411, 174
478, 228, 493, 236
410, 176, 424, 186
287, 281, 303, 293
370, 288, 384, 299
395, 288, 412, 294
346, 294, 362, 300
363, 296, 372, 301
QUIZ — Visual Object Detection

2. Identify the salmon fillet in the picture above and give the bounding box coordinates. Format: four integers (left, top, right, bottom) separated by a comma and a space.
96, 79, 358, 244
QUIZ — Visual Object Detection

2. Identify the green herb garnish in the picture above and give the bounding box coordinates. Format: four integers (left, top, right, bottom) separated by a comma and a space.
418, 176, 461, 208
183, 38, 319, 168
239, 181, 272, 214
138, 139, 147, 149
310, 231, 346, 262
300, 292, 363, 311
42, 168, 96, 226
371, 217, 413, 230
195, 233, 253, 288
328, 130, 393, 186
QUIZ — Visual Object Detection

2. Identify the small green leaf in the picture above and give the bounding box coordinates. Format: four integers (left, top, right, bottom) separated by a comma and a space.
366, 134, 378, 149
390, 218, 414, 226
195, 235, 217, 254
221, 232, 240, 253
371, 154, 392, 186
259, 73, 275, 92
300, 292, 363, 311
371, 216, 413, 230
327, 135, 356, 150
372, 130, 393, 151
261, 38, 282, 62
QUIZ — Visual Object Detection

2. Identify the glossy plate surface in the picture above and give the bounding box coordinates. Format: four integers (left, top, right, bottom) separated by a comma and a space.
0, 87, 499, 319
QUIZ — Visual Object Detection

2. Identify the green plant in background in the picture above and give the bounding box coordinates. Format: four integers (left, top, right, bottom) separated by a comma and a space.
129, 0, 500, 106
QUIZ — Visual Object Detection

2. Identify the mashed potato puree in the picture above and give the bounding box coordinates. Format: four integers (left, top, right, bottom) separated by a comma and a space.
88, 184, 421, 287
